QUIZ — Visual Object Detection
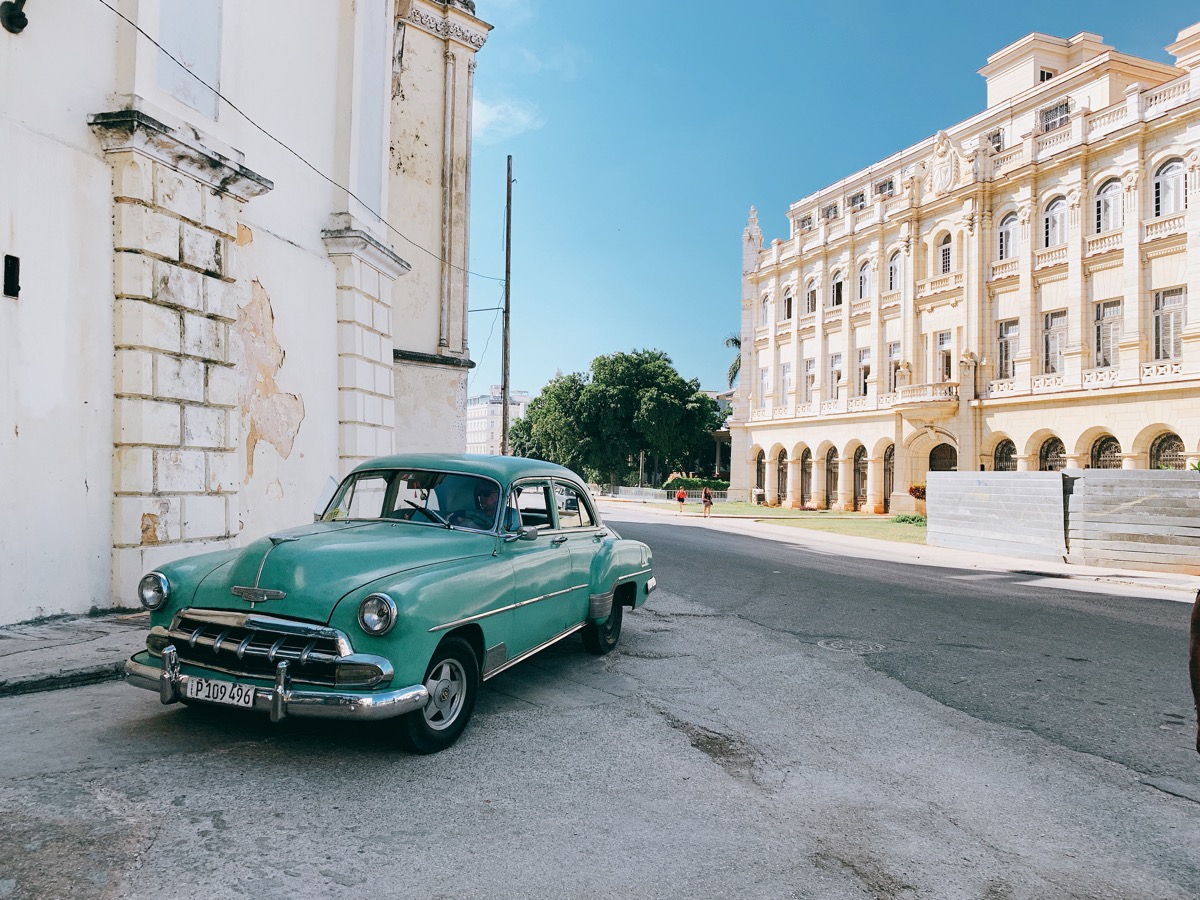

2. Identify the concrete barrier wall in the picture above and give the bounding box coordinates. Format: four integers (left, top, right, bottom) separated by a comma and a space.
926, 472, 1069, 562
1066, 471, 1200, 575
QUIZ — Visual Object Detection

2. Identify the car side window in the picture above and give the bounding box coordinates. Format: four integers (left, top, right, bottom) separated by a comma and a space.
554, 481, 595, 529
513, 481, 555, 530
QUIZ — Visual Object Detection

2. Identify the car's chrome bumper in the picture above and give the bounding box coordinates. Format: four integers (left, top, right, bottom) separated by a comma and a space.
125, 647, 428, 723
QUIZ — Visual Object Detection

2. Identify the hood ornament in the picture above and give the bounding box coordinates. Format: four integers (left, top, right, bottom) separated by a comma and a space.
231, 586, 287, 607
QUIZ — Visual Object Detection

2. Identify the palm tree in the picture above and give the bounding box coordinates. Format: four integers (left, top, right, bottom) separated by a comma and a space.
723, 333, 741, 388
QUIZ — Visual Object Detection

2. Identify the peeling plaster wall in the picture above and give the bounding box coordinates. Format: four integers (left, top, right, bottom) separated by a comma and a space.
394, 363, 468, 453
232, 237, 339, 541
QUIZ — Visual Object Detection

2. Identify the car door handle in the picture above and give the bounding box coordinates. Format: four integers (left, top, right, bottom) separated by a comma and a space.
551, 535, 568, 545
594, 531, 607, 540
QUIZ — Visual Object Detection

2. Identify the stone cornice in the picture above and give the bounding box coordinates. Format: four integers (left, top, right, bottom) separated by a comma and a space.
394, 348, 476, 369
88, 109, 273, 201
321, 228, 412, 279
405, 0, 491, 51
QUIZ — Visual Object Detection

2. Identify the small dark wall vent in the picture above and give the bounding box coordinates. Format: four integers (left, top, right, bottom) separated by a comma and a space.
4, 255, 20, 299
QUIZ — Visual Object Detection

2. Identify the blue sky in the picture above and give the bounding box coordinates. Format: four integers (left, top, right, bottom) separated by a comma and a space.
464, 0, 1196, 399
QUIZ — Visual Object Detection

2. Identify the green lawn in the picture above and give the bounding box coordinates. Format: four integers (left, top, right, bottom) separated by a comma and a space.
640, 501, 927, 544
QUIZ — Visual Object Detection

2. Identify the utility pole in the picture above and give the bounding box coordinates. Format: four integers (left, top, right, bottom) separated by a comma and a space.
501, 155, 512, 455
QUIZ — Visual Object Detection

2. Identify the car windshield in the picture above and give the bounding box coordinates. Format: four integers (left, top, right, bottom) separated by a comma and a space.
321, 469, 502, 532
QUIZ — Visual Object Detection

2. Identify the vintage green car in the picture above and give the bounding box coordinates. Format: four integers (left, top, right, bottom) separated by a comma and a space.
125, 454, 656, 753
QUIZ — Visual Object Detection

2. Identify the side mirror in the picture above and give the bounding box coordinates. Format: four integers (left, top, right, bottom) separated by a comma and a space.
503, 525, 539, 543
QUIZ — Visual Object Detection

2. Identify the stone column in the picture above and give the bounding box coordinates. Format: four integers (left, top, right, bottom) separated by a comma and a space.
89, 109, 272, 604
837, 454, 854, 511
322, 224, 411, 477
786, 457, 801, 507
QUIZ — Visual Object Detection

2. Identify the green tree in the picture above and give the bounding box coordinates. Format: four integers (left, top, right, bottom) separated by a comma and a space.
512, 349, 724, 485
724, 333, 741, 388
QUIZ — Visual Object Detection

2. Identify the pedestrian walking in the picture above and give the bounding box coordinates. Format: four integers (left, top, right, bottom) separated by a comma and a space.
701, 486, 713, 518
675, 487, 687, 512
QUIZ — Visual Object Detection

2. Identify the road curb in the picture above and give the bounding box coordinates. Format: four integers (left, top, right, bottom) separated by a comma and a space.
0, 661, 128, 699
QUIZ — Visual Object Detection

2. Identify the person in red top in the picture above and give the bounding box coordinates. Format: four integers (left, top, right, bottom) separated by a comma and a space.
675, 488, 686, 512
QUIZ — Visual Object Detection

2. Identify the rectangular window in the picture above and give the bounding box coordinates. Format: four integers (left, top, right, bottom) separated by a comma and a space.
1154, 287, 1186, 361
1040, 69, 1056, 82
827, 353, 843, 401
940, 242, 952, 275
780, 362, 793, 398
823, 203, 839, 220
875, 178, 894, 197
997, 320, 1019, 379
799, 215, 814, 231
757, 368, 769, 409
830, 279, 843, 308
805, 288, 817, 314
937, 331, 953, 382
1093, 300, 1122, 368
802, 358, 815, 403
886, 342, 901, 392
158, 0, 222, 119
987, 129, 1004, 152
1041, 101, 1070, 132
856, 349, 871, 397
849, 192, 866, 210
1043, 310, 1067, 374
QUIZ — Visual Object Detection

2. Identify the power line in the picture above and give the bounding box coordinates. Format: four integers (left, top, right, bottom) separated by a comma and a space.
93, 0, 504, 283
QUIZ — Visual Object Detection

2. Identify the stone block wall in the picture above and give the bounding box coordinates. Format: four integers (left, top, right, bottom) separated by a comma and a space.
108, 150, 244, 599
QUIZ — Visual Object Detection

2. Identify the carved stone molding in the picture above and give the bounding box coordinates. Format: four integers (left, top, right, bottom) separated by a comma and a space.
88, 108, 273, 201
407, 5, 489, 50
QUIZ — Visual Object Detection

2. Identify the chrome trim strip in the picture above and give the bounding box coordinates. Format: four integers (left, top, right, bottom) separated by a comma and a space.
148, 650, 394, 689
480, 624, 585, 682
126, 656, 427, 722
614, 569, 651, 584
171, 610, 354, 657
588, 591, 614, 618
428, 583, 589, 633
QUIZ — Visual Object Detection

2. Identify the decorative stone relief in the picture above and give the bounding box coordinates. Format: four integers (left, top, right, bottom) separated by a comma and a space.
407, 6, 489, 50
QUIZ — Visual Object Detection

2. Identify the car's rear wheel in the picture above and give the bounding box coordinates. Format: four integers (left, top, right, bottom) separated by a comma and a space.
582, 598, 623, 655
396, 636, 479, 754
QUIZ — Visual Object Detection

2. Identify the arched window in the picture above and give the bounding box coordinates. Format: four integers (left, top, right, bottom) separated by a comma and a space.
1150, 432, 1185, 470
755, 450, 766, 491
883, 444, 894, 513
825, 447, 839, 509
782, 289, 793, 320
993, 439, 1017, 471
929, 443, 958, 472
939, 234, 952, 275
800, 448, 812, 506
829, 272, 844, 308
853, 446, 868, 510
1090, 435, 1122, 469
1039, 437, 1066, 471
776, 450, 788, 504
887, 251, 902, 292
804, 281, 817, 314
760, 295, 770, 326
858, 261, 872, 300
997, 213, 1019, 261
1044, 198, 1067, 247
1095, 179, 1123, 233
1154, 159, 1185, 218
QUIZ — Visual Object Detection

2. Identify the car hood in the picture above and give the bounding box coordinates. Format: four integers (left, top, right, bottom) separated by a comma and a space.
189, 520, 495, 622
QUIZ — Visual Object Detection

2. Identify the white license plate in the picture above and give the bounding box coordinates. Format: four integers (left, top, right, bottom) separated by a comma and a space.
185, 677, 256, 708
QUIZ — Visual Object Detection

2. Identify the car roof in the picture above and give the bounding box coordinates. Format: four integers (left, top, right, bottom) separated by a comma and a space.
349, 453, 585, 487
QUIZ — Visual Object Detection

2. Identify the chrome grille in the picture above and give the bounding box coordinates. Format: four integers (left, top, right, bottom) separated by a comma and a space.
169, 610, 347, 687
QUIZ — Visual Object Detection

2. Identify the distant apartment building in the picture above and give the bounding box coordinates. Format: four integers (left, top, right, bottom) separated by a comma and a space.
730, 22, 1200, 511
466, 386, 531, 455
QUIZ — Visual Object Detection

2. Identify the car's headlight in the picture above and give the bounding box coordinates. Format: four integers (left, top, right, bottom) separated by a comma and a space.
138, 572, 170, 610
358, 593, 397, 636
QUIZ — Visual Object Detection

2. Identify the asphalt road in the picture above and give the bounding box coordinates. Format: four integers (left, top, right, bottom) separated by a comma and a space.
1, 513, 1198, 899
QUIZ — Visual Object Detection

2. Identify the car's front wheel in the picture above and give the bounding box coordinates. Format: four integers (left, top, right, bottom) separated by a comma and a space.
396, 636, 479, 754
582, 598, 623, 655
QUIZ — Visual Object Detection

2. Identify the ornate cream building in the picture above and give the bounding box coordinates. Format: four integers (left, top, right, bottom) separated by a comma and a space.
730, 23, 1200, 512
0, 0, 489, 624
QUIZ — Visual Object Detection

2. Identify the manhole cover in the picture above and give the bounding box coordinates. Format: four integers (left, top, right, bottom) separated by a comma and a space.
818, 639, 885, 654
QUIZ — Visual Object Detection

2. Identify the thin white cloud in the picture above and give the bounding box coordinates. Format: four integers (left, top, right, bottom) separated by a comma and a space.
473, 95, 544, 145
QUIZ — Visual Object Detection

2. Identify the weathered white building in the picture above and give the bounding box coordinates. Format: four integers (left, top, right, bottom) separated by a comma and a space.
0, 0, 489, 624
465, 385, 531, 455
731, 22, 1200, 512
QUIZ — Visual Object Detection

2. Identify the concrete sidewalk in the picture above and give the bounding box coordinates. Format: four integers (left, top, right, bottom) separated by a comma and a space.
2, 502, 1197, 701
